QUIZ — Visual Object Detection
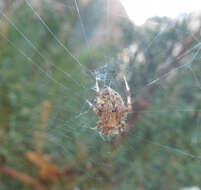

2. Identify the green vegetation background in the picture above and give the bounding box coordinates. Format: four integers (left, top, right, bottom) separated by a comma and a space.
0, 0, 201, 189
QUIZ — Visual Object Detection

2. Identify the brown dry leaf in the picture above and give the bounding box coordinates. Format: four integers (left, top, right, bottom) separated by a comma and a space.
40, 165, 61, 182
26, 152, 61, 182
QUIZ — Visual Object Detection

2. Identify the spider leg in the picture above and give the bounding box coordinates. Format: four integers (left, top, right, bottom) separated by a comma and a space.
96, 77, 100, 95
91, 122, 103, 131
87, 78, 100, 115
123, 75, 132, 112
86, 100, 98, 114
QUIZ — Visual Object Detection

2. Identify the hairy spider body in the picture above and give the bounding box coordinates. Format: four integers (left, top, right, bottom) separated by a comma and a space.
97, 88, 127, 135
87, 76, 132, 136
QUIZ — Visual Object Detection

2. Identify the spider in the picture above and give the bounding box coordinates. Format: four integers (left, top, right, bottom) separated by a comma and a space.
87, 76, 132, 136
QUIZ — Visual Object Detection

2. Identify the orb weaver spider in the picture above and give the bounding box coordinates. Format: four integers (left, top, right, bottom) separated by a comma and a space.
87, 76, 132, 136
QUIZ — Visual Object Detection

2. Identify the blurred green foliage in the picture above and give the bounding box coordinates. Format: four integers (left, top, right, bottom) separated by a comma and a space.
0, 0, 201, 190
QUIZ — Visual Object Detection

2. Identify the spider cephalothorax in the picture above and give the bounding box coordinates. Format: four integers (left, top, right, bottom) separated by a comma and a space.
87, 76, 132, 136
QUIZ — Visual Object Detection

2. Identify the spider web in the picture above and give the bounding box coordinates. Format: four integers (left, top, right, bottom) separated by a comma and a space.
0, 0, 201, 189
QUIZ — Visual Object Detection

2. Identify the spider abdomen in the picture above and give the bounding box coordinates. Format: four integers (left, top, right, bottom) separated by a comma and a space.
97, 88, 127, 135
87, 76, 132, 136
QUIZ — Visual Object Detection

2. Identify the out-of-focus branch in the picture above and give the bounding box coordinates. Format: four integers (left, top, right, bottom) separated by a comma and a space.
0, 166, 47, 190
112, 28, 201, 151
